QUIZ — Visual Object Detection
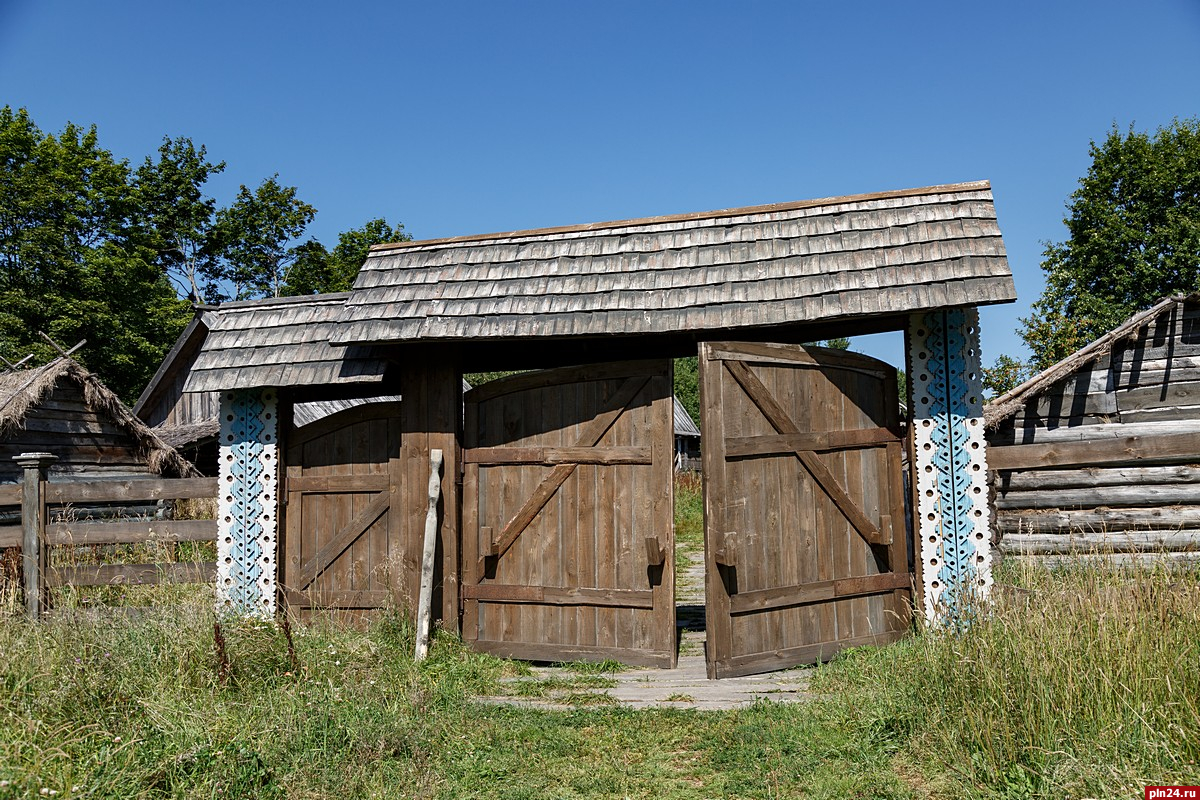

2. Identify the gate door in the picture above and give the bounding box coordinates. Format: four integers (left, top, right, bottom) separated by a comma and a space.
281, 402, 404, 616
700, 342, 912, 678
462, 361, 676, 668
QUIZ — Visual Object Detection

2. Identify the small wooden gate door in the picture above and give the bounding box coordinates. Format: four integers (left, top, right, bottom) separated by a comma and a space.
700, 342, 912, 678
280, 402, 405, 616
462, 361, 676, 668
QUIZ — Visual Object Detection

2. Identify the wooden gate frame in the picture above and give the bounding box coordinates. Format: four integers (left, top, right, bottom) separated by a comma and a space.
460, 361, 677, 667
701, 341, 912, 677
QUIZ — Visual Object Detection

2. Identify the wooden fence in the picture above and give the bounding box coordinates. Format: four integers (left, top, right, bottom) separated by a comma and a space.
0, 456, 217, 617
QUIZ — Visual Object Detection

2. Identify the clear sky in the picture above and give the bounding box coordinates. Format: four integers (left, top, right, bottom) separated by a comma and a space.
2, 0, 1198, 370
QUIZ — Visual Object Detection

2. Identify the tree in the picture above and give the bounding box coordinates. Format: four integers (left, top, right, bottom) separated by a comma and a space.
132, 137, 226, 302
283, 218, 410, 295
1019, 118, 1200, 373
210, 175, 316, 301
0, 106, 191, 400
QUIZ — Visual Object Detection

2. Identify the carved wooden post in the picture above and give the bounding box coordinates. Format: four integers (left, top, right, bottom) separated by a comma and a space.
907, 308, 992, 623
415, 449, 444, 661
15, 452, 56, 619
216, 389, 279, 617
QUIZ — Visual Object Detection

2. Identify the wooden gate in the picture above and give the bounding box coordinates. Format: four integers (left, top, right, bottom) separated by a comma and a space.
700, 342, 912, 678
462, 361, 676, 667
281, 402, 405, 616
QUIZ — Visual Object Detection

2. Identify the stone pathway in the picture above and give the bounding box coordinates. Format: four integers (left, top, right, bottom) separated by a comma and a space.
476, 547, 813, 711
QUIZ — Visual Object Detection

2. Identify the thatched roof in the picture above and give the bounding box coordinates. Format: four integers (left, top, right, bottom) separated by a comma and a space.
153, 419, 220, 449
984, 295, 1192, 429
0, 357, 196, 476
335, 181, 1015, 344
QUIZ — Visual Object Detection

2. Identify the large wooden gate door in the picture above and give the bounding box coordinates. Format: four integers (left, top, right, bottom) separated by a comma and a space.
462, 361, 676, 668
700, 342, 912, 678
280, 402, 405, 616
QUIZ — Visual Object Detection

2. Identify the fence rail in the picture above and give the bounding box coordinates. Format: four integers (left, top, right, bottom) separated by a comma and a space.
2, 454, 217, 617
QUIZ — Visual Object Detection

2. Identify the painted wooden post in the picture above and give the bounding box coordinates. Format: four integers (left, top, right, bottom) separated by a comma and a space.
15, 452, 56, 619
216, 388, 279, 617
907, 308, 993, 622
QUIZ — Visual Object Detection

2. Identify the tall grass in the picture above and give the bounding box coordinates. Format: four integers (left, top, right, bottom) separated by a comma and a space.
0, 601, 513, 798
816, 558, 1200, 797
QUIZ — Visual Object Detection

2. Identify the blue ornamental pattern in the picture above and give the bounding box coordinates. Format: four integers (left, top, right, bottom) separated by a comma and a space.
909, 308, 992, 622
217, 389, 278, 616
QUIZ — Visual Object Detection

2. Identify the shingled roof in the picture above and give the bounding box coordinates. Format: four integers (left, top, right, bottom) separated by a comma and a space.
182, 294, 389, 393
333, 181, 1015, 345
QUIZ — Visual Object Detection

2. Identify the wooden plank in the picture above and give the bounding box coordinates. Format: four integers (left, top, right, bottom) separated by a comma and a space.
470, 639, 674, 669
462, 360, 663, 404
997, 507, 1200, 533
489, 374, 650, 561
997, 484, 1200, 510
0, 485, 20, 505
998, 464, 1200, 491
987, 431, 1200, 470
45, 478, 218, 504
725, 427, 900, 458
728, 575, 911, 616
285, 401, 401, 453
724, 359, 888, 546
0, 525, 20, 548
46, 519, 216, 545
717, 629, 906, 678
999, 530, 1200, 555
988, 419, 1200, 446
462, 446, 653, 465
462, 584, 655, 608
1005, 551, 1200, 568
282, 589, 391, 608
1120, 405, 1200, 423
708, 341, 891, 379
285, 474, 390, 493
48, 561, 216, 587
296, 490, 390, 588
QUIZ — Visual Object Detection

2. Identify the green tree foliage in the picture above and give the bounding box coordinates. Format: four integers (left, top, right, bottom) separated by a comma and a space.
673, 356, 700, 428
283, 218, 410, 295
1020, 118, 1200, 373
132, 137, 226, 302
210, 176, 317, 301
0, 107, 191, 400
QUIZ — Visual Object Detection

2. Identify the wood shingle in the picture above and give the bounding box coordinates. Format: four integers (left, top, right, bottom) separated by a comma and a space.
182, 294, 388, 393
334, 181, 1015, 344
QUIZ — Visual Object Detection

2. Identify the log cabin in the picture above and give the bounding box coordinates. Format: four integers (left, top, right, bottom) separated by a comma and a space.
986, 295, 1200, 564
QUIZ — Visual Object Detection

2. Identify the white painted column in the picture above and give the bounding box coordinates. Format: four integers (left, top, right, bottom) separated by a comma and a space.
907, 308, 993, 622
216, 388, 279, 617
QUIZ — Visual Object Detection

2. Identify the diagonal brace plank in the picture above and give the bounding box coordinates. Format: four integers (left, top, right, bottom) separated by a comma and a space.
298, 491, 391, 589
489, 374, 651, 562
725, 360, 888, 546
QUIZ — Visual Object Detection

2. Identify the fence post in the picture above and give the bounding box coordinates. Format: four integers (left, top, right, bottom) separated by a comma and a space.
14, 452, 56, 619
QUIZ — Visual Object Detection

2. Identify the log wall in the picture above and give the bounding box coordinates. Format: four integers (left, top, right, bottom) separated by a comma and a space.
989, 300, 1200, 561
0, 383, 159, 482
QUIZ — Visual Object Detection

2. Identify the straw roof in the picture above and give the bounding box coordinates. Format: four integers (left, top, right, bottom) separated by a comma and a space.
0, 357, 197, 476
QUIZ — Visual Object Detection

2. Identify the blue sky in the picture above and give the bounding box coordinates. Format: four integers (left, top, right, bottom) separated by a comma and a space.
2, 0, 1198, 370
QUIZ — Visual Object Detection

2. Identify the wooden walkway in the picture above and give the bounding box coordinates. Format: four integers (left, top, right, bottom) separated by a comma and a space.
476, 546, 813, 710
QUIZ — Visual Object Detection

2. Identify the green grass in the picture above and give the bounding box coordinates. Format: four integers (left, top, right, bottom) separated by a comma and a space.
2, 531, 1198, 797
673, 472, 704, 580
